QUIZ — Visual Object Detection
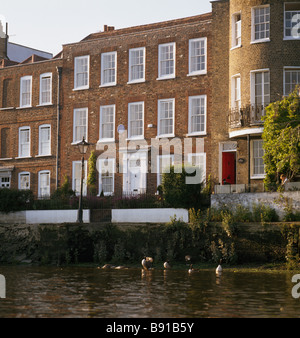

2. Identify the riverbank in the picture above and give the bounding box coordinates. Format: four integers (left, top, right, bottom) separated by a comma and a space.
0, 221, 299, 269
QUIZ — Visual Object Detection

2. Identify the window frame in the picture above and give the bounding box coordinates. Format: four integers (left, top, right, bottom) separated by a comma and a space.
74, 55, 90, 90
187, 152, 207, 184
128, 47, 146, 84
128, 101, 144, 140
98, 158, 115, 196
72, 161, 87, 196
250, 68, 270, 107
284, 66, 300, 95
18, 172, 30, 190
157, 42, 176, 80
157, 98, 175, 138
38, 170, 50, 199
231, 74, 241, 110
231, 12, 242, 49
251, 5, 270, 44
188, 37, 207, 76
157, 154, 175, 187
101, 51, 117, 87
284, 2, 300, 40
39, 72, 52, 105
38, 124, 51, 156
99, 105, 115, 143
20, 76, 32, 108
18, 126, 31, 158
73, 108, 88, 144
188, 95, 207, 136
251, 139, 266, 179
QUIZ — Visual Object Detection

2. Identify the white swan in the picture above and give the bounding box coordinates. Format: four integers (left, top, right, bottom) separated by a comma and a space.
141, 257, 153, 270
163, 261, 171, 269
216, 260, 223, 275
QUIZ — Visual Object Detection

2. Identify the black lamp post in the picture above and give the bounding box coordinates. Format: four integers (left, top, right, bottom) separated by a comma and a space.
76, 137, 90, 223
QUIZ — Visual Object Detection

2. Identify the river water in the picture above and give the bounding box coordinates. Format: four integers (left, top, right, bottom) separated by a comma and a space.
0, 265, 299, 318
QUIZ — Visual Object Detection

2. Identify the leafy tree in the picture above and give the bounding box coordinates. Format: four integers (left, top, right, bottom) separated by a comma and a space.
87, 151, 97, 195
161, 165, 204, 209
262, 88, 300, 190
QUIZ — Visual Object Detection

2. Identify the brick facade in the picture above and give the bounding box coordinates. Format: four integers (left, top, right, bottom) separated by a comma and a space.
59, 14, 212, 196
1, 0, 300, 199
0, 56, 62, 196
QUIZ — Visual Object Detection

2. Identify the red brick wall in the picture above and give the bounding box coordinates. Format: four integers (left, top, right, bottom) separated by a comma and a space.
0, 58, 62, 196
60, 14, 213, 196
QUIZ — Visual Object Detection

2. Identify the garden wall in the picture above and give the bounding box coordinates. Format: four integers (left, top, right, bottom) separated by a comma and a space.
111, 208, 189, 223
0, 210, 90, 224
211, 191, 300, 221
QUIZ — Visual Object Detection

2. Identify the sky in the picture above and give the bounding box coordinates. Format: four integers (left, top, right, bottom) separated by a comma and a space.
0, 0, 212, 56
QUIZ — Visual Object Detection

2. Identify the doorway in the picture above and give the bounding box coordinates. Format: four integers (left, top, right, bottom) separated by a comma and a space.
222, 152, 236, 184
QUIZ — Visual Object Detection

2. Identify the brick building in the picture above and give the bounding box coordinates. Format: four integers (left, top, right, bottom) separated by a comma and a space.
0, 49, 62, 196
59, 14, 212, 197
1, 0, 300, 199
211, 0, 300, 192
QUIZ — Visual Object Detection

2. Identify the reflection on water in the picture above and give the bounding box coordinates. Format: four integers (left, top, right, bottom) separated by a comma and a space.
0, 266, 299, 318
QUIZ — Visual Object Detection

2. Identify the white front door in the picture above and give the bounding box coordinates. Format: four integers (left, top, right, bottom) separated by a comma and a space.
123, 152, 147, 195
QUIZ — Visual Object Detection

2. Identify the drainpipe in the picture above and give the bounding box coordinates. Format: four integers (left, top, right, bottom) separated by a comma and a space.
56, 66, 62, 189
247, 134, 251, 189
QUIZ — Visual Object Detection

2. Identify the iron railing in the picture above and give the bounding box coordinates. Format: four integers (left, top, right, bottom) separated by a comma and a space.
229, 104, 267, 129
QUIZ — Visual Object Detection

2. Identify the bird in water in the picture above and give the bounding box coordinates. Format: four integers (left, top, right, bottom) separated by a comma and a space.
141, 257, 153, 270
216, 259, 223, 276
188, 264, 195, 273
163, 260, 171, 269
185, 255, 192, 265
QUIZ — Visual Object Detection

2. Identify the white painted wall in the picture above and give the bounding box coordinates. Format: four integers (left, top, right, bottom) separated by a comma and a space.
0, 210, 90, 224
112, 208, 189, 223
26, 210, 90, 224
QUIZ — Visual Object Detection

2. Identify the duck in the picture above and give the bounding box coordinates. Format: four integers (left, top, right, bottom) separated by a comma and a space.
141, 257, 153, 270
188, 264, 194, 273
216, 259, 223, 275
163, 261, 171, 269
101, 264, 115, 269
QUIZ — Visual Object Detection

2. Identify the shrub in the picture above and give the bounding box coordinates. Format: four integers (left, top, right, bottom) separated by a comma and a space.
161, 165, 204, 209
0, 188, 34, 213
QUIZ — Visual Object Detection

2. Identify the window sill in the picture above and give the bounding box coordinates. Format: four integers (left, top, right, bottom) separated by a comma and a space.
230, 44, 242, 51
35, 154, 52, 158
283, 37, 300, 41
187, 71, 207, 77
73, 86, 89, 91
0, 107, 14, 111
0, 158, 13, 161
127, 136, 145, 141
250, 175, 266, 180
250, 38, 270, 44
16, 106, 32, 110
186, 132, 206, 137
97, 139, 115, 144
15, 156, 32, 160
99, 83, 117, 88
156, 134, 175, 139
156, 75, 175, 81
127, 79, 146, 85
36, 103, 53, 107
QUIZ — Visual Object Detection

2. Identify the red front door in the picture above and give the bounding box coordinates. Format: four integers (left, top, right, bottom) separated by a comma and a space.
222, 152, 236, 184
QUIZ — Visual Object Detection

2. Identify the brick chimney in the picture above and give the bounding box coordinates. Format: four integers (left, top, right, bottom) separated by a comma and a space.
0, 21, 8, 60
104, 25, 115, 32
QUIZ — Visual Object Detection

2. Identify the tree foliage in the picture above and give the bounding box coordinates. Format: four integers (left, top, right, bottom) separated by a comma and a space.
262, 88, 300, 190
161, 165, 205, 209
87, 151, 97, 195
